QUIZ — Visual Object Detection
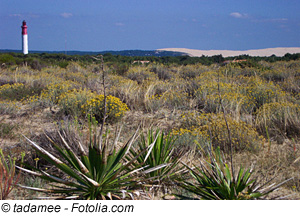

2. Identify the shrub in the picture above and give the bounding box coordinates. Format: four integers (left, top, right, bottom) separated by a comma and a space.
0, 101, 19, 115
0, 83, 42, 101
58, 88, 128, 123
172, 112, 263, 152
63, 71, 88, 85
112, 63, 129, 76
241, 77, 287, 112
0, 54, 16, 65
126, 67, 157, 84
26, 81, 74, 109
82, 95, 128, 123
145, 81, 190, 112
280, 76, 300, 96
179, 65, 209, 79
30, 59, 46, 71
261, 69, 289, 82
109, 75, 141, 110
255, 102, 300, 138
58, 88, 95, 117
150, 64, 173, 81
195, 80, 247, 114
66, 62, 84, 73
58, 61, 69, 68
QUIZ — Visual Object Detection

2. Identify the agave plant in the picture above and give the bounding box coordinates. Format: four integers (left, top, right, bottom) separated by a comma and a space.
176, 147, 292, 200
128, 129, 185, 187
17, 126, 166, 200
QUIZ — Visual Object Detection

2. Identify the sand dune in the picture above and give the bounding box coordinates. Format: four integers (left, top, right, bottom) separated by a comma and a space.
157, 47, 300, 57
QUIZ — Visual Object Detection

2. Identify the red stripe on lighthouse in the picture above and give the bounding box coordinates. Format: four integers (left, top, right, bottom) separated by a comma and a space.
22, 20, 27, 35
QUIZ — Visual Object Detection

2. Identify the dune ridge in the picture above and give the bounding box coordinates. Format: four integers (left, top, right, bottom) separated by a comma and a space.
157, 47, 300, 57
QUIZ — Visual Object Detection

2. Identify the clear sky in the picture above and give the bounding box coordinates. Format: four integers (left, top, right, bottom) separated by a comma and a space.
1, 0, 300, 51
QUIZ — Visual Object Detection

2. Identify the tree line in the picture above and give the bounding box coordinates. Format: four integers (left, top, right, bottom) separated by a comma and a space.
1, 52, 300, 70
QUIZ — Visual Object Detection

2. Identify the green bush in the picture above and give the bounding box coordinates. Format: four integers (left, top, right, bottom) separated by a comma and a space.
58, 61, 69, 68
0, 54, 16, 65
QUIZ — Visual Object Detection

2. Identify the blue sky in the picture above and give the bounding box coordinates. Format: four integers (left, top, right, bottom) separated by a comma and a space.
1, 0, 300, 51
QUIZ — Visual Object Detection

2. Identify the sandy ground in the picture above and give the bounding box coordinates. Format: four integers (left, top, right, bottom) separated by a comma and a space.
157, 47, 300, 57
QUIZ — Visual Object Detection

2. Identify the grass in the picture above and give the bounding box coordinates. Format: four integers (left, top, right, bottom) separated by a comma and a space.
0, 122, 19, 139
0, 59, 300, 199
0, 149, 24, 199
255, 102, 300, 140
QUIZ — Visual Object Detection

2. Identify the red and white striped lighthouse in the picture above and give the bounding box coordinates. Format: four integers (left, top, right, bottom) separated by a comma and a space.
21, 20, 28, 54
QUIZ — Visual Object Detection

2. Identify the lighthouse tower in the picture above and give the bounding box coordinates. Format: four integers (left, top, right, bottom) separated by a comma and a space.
21, 20, 28, 55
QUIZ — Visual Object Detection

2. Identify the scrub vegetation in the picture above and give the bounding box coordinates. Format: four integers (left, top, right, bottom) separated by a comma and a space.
1, 52, 300, 200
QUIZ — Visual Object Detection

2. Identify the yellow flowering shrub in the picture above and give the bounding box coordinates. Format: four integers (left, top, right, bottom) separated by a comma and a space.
58, 88, 128, 123
255, 102, 300, 138
195, 80, 247, 114
0, 83, 43, 101
0, 83, 24, 100
4, 66, 66, 87
280, 76, 300, 96
25, 81, 74, 108
191, 73, 289, 115
58, 88, 95, 117
260, 60, 300, 81
172, 112, 264, 152
241, 76, 287, 112
82, 95, 128, 123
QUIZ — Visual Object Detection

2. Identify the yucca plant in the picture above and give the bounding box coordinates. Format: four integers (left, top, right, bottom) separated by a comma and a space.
0, 149, 23, 200
17, 125, 165, 200
16, 56, 164, 199
176, 147, 292, 200
128, 129, 185, 187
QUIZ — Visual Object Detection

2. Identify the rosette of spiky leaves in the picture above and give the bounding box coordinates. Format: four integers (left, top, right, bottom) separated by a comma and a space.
128, 129, 185, 187
176, 147, 292, 200
17, 127, 160, 200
